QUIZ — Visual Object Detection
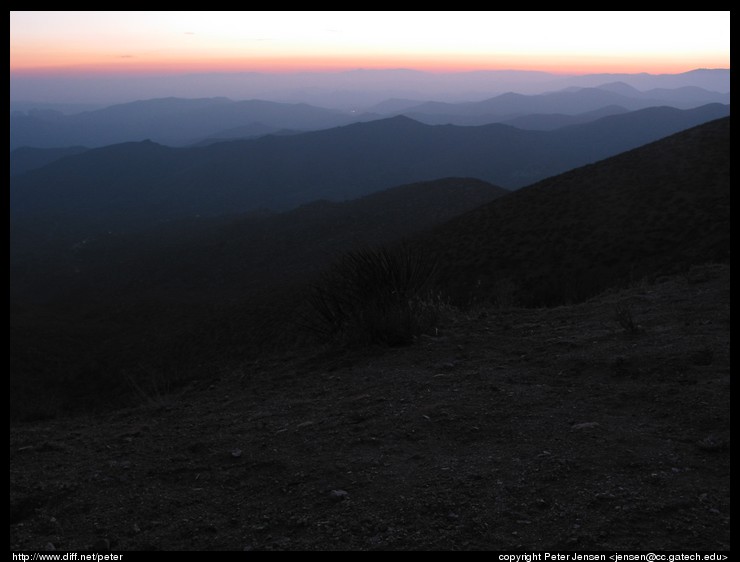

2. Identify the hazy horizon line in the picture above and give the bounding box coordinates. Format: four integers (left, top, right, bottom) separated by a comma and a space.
10, 66, 730, 107
10, 65, 732, 78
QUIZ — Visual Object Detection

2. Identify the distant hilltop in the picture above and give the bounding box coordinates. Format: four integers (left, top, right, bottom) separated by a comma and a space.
10, 68, 730, 109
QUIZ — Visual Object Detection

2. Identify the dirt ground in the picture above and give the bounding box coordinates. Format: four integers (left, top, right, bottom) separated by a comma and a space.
9, 264, 730, 551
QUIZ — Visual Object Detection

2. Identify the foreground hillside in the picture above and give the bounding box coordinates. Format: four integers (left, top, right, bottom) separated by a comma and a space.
10, 263, 730, 551
425, 117, 730, 307
10, 117, 731, 424
10, 179, 507, 421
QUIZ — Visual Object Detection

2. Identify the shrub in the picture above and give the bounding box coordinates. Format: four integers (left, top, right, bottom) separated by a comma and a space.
305, 245, 442, 346
613, 302, 642, 335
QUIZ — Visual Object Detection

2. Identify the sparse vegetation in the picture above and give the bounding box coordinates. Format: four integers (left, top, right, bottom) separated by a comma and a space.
305, 245, 443, 346
123, 365, 183, 410
8, 120, 730, 420
9, 179, 500, 421
613, 302, 642, 334
10, 263, 731, 551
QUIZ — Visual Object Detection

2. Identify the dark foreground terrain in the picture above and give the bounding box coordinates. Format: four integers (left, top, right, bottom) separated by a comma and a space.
10, 263, 730, 551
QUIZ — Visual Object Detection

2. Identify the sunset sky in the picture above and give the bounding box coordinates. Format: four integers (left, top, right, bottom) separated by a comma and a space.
10, 11, 730, 75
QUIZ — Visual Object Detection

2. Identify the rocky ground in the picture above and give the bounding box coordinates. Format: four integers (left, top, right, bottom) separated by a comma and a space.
10, 264, 730, 551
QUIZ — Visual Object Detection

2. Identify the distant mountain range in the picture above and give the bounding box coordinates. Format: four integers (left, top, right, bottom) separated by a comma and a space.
9, 97, 362, 150
10, 104, 730, 233
396, 84, 730, 126
10, 74, 730, 150
497, 105, 630, 131
10, 68, 730, 111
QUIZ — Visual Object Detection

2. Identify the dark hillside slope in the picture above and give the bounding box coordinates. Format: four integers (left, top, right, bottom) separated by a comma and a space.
424, 117, 730, 306
10, 178, 507, 421
11, 178, 507, 304
10, 146, 89, 176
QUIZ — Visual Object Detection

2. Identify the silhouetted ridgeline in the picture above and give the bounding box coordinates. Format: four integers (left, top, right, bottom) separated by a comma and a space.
498, 105, 629, 131
8, 118, 730, 422
10, 69, 730, 149
423, 117, 730, 306
10, 178, 507, 305
9, 145, 89, 176
401, 87, 728, 125
10, 178, 506, 421
10, 104, 729, 235
9, 97, 354, 149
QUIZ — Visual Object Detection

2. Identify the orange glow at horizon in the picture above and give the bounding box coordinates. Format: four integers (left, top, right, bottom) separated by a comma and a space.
10, 11, 731, 77
10, 52, 730, 77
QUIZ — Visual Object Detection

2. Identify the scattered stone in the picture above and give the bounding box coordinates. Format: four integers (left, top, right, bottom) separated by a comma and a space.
329, 489, 349, 502
571, 422, 600, 430
696, 435, 725, 452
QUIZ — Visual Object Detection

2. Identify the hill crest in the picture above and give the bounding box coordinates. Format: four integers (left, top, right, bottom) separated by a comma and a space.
10, 105, 729, 232
423, 117, 730, 306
